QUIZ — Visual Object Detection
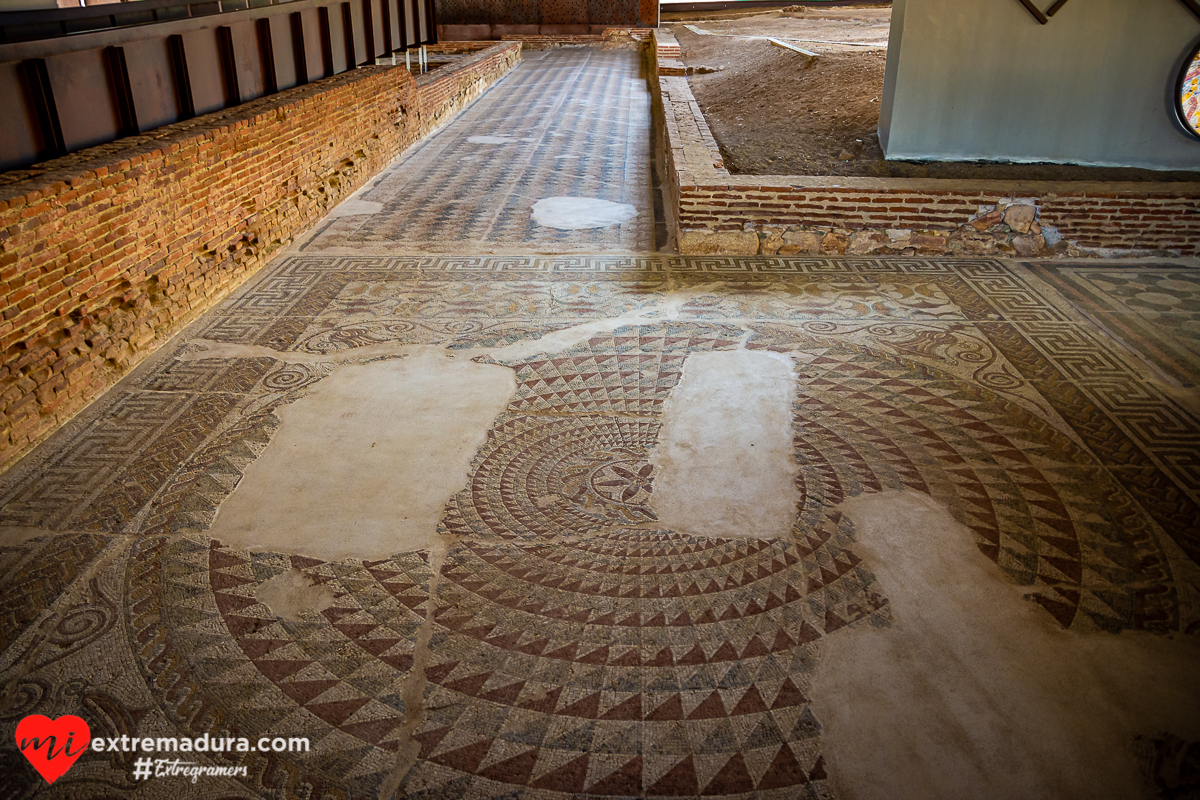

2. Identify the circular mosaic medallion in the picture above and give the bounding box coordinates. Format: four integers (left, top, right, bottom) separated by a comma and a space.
582, 453, 656, 507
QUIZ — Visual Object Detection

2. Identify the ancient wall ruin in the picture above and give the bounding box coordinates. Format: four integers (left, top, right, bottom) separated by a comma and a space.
651, 29, 1200, 257
0, 42, 520, 470
436, 0, 657, 39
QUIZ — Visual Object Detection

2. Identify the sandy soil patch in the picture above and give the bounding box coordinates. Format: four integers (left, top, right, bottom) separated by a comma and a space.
673, 7, 1200, 181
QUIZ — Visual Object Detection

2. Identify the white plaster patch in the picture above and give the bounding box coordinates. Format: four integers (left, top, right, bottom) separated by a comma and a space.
812, 490, 1200, 800
256, 568, 338, 621
324, 199, 384, 218
207, 351, 516, 560
466, 135, 515, 144
531, 197, 638, 230
649, 350, 800, 540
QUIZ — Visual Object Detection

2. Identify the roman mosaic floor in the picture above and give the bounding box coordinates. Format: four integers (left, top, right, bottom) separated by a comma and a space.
3, 50, 1200, 800
301, 48, 654, 256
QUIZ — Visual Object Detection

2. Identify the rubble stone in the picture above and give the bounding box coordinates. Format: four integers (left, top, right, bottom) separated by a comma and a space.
1004, 203, 1038, 233
821, 231, 851, 254
1013, 234, 1047, 256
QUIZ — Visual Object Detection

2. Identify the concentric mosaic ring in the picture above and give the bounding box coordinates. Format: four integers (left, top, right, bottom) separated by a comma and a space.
121, 322, 1180, 800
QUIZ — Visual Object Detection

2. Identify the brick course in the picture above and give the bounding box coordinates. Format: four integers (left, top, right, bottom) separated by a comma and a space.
496, 29, 651, 50
0, 42, 520, 471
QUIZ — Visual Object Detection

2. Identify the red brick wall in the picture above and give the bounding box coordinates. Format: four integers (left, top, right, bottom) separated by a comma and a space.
434, 0, 656, 28
675, 185, 1200, 253
417, 42, 521, 129
0, 42, 520, 471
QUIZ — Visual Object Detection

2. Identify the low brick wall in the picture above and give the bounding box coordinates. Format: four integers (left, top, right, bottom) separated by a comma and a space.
497, 29, 651, 50
417, 43, 522, 131
652, 49, 1200, 257
440, 24, 655, 42
426, 42, 503, 54
653, 27, 681, 60
0, 42, 520, 470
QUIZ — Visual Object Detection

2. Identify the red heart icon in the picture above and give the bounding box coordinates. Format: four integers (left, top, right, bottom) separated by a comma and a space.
15, 715, 90, 784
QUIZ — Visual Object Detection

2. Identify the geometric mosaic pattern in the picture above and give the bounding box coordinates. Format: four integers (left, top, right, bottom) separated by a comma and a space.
1024, 261, 1200, 387
2, 51, 1198, 800
2, 254, 1198, 799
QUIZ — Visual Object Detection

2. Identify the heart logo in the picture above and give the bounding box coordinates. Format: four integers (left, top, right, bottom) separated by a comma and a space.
15, 715, 90, 784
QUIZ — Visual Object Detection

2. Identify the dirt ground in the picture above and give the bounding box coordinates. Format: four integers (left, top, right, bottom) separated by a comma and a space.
672, 7, 1200, 181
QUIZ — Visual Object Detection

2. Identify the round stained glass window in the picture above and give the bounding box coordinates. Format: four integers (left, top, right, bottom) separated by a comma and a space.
1179, 41, 1200, 139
